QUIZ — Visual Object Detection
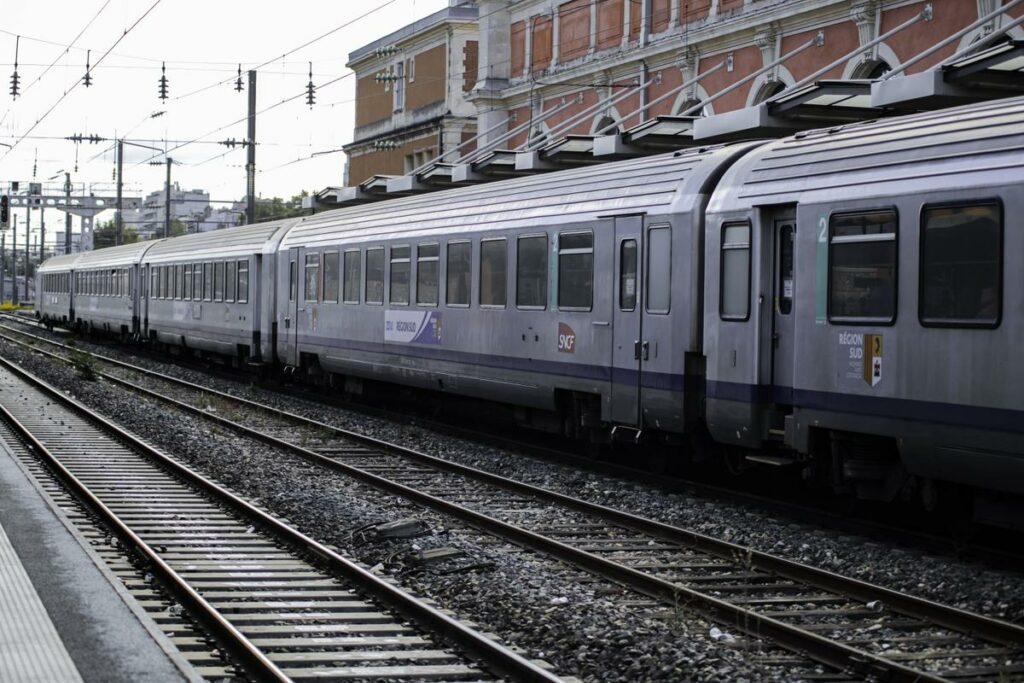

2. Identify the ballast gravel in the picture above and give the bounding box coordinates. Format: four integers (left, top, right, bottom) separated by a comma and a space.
3, 326, 1023, 678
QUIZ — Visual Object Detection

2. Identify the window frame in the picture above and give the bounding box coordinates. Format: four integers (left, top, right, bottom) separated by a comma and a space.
225, 260, 236, 303
445, 240, 472, 308
322, 250, 340, 304
918, 198, 1003, 330
515, 233, 547, 310
480, 237, 508, 309
719, 221, 751, 322
343, 249, 361, 304
827, 207, 899, 326
389, 244, 411, 306
557, 230, 594, 312
304, 252, 320, 303
645, 225, 672, 315
237, 260, 249, 304
416, 242, 440, 307
365, 247, 385, 305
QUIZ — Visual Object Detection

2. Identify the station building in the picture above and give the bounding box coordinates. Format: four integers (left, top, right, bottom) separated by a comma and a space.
342, 0, 1024, 188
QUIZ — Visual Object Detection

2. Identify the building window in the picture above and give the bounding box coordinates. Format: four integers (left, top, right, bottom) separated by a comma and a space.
344, 250, 361, 303
558, 232, 593, 311
647, 226, 671, 314
516, 235, 547, 309
366, 248, 384, 304
389, 245, 410, 305
323, 251, 340, 303
393, 60, 405, 112
920, 202, 1001, 327
829, 209, 897, 324
446, 241, 471, 306
480, 238, 507, 307
720, 222, 750, 321
304, 252, 320, 302
416, 243, 439, 306
620, 239, 637, 311
237, 260, 249, 304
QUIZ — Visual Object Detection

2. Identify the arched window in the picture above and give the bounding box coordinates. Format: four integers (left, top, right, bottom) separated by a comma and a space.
676, 98, 708, 117
753, 80, 787, 104
853, 59, 892, 79
593, 115, 619, 134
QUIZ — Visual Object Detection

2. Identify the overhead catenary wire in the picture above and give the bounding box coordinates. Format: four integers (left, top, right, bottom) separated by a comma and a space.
0, 0, 164, 160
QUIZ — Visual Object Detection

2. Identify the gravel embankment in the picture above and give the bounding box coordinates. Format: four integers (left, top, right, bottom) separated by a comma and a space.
1, 337, 821, 682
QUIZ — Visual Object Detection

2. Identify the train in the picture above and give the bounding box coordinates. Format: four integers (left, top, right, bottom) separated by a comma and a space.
36, 95, 1024, 520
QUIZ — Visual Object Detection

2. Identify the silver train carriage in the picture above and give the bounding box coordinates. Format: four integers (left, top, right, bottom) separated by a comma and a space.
703, 97, 1024, 502
275, 143, 758, 439
34, 95, 1024, 507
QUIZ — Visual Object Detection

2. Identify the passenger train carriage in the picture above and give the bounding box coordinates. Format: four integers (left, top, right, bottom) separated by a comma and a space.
36, 96, 1024, 512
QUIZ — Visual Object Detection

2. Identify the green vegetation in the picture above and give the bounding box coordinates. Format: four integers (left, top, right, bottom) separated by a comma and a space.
68, 348, 98, 381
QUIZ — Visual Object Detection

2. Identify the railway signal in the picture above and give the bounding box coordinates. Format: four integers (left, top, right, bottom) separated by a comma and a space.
0, 195, 8, 228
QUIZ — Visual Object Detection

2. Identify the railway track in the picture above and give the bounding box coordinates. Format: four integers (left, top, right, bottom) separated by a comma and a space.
0, 353, 561, 682
3, 321, 1024, 681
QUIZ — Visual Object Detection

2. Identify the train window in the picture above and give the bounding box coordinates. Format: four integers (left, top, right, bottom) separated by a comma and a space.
150, 269, 157, 299
828, 209, 897, 324
480, 238, 507, 307
237, 260, 249, 304
446, 241, 471, 307
289, 259, 297, 301
172, 264, 179, 299
204, 263, 214, 301
127, 270, 132, 298
516, 235, 546, 309
343, 250, 361, 304
226, 261, 236, 303
416, 243, 439, 306
366, 248, 384, 304
647, 226, 671, 314
389, 245, 411, 305
920, 202, 1001, 327
620, 240, 637, 311
304, 253, 320, 302
778, 225, 794, 315
215, 262, 225, 302
183, 265, 192, 301
720, 222, 750, 321
322, 252, 340, 303
558, 232, 593, 311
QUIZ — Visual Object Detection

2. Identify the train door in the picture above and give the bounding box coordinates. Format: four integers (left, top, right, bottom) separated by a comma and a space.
768, 210, 796, 397
610, 215, 643, 425
639, 223, 674, 425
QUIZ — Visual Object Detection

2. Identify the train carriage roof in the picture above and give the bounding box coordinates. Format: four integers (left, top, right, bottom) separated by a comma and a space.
280, 142, 761, 249
73, 239, 163, 269
142, 217, 300, 264
708, 95, 1024, 212
36, 252, 82, 273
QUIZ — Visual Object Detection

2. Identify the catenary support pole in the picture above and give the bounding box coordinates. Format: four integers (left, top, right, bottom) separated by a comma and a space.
64, 173, 71, 254
164, 157, 172, 239
246, 70, 256, 225
115, 139, 123, 246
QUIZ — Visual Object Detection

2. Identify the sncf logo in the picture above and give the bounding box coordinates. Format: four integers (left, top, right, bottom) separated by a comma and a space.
557, 322, 576, 353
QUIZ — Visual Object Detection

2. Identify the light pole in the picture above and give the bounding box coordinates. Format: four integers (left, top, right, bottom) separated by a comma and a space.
116, 139, 165, 244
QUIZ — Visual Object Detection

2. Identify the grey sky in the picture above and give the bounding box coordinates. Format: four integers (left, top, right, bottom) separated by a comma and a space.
0, 0, 449, 214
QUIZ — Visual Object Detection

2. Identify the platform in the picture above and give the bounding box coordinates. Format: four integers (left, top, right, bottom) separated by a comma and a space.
0, 439, 197, 683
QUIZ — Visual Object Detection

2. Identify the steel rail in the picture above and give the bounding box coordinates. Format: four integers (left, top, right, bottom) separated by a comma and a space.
4, 329, 1017, 680
5, 321, 1024, 647
0, 351, 563, 683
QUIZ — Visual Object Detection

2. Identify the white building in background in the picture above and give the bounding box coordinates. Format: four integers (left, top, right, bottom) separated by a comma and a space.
126, 183, 210, 239
193, 204, 245, 233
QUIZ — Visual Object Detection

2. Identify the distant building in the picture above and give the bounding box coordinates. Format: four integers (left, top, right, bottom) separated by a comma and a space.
52, 231, 83, 254
194, 204, 246, 233
344, 1, 480, 185
126, 182, 210, 239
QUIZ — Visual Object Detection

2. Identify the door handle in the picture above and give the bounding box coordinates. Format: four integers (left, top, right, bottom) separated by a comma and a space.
642, 341, 650, 361
634, 340, 641, 360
